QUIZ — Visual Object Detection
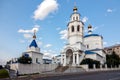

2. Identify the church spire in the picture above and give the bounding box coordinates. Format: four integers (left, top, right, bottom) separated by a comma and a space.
73, 2, 77, 12
33, 30, 36, 39
29, 30, 38, 48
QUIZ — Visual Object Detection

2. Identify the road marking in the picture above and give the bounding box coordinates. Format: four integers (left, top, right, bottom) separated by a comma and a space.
109, 77, 120, 80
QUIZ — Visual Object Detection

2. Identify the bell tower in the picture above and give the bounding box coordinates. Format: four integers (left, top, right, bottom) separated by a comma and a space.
67, 6, 84, 45
61, 6, 85, 67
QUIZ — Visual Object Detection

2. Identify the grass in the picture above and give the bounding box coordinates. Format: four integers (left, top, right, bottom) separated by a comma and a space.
0, 69, 9, 79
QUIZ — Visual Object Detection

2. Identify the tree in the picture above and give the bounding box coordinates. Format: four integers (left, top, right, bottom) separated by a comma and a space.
106, 51, 120, 68
18, 55, 32, 64
81, 58, 100, 68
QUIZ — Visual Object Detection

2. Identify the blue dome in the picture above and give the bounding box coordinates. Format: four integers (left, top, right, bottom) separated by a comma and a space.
29, 40, 38, 48
84, 34, 102, 38
85, 50, 96, 54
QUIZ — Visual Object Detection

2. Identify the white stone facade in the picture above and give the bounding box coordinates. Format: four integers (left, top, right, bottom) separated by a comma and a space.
84, 36, 103, 50
22, 33, 43, 64
61, 7, 106, 66
10, 63, 58, 75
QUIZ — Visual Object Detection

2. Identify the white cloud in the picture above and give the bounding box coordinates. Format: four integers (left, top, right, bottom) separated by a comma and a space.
18, 25, 40, 39
23, 34, 32, 39
37, 41, 43, 46
0, 59, 7, 65
92, 26, 98, 31
44, 44, 52, 48
85, 25, 99, 33
18, 25, 40, 33
116, 42, 120, 44
82, 16, 88, 23
43, 50, 57, 59
107, 9, 113, 13
0, 51, 14, 65
103, 42, 108, 46
59, 29, 67, 40
33, 0, 58, 20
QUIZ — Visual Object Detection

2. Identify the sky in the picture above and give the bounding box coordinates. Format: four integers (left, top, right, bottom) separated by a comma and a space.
0, 0, 120, 65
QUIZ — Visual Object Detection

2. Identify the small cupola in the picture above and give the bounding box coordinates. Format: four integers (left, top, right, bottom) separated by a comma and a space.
88, 24, 92, 34
29, 30, 38, 48
73, 6, 78, 13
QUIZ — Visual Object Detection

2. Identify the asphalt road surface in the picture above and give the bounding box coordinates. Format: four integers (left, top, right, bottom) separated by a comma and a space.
36, 70, 120, 80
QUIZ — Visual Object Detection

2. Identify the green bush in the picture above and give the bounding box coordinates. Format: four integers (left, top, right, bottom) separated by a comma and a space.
18, 55, 32, 64
0, 69, 9, 79
106, 51, 120, 68
81, 58, 100, 68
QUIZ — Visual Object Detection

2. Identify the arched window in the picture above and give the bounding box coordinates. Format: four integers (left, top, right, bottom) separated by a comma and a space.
36, 58, 38, 63
71, 26, 74, 32
77, 25, 80, 32
76, 16, 78, 20
73, 17, 75, 20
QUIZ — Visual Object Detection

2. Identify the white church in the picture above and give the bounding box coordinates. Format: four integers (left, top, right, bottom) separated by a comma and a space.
10, 6, 106, 74
61, 6, 106, 66
22, 31, 43, 64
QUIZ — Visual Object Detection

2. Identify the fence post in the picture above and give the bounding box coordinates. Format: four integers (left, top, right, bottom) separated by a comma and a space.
105, 64, 107, 70
93, 64, 96, 70
100, 65, 102, 70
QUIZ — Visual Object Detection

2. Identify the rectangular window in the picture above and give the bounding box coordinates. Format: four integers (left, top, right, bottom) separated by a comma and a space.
36, 58, 38, 63
86, 45, 89, 49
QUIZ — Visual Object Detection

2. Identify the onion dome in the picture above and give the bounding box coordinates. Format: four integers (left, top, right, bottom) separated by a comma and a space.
73, 6, 78, 12
88, 24, 92, 29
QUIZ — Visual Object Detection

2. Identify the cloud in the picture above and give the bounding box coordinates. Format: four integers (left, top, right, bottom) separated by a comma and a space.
59, 29, 67, 40
18, 25, 40, 33
44, 44, 52, 48
18, 25, 40, 39
92, 24, 104, 32
37, 41, 43, 46
43, 50, 57, 59
92, 26, 98, 31
23, 34, 32, 39
107, 9, 113, 13
103, 42, 108, 46
33, 0, 58, 20
82, 16, 88, 23
85, 25, 99, 33
115, 42, 120, 44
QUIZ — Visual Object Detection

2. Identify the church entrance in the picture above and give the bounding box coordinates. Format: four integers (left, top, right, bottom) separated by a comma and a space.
66, 49, 73, 65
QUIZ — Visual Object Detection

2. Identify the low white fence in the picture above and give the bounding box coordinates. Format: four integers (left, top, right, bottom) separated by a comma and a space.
10, 63, 58, 75
80, 64, 120, 72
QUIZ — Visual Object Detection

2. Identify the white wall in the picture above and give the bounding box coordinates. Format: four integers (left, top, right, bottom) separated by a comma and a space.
84, 36, 103, 50
10, 63, 58, 75
27, 52, 43, 64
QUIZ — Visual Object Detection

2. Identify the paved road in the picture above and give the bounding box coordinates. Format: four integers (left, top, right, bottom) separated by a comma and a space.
1, 70, 120, 80
36, 70, 120, 80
